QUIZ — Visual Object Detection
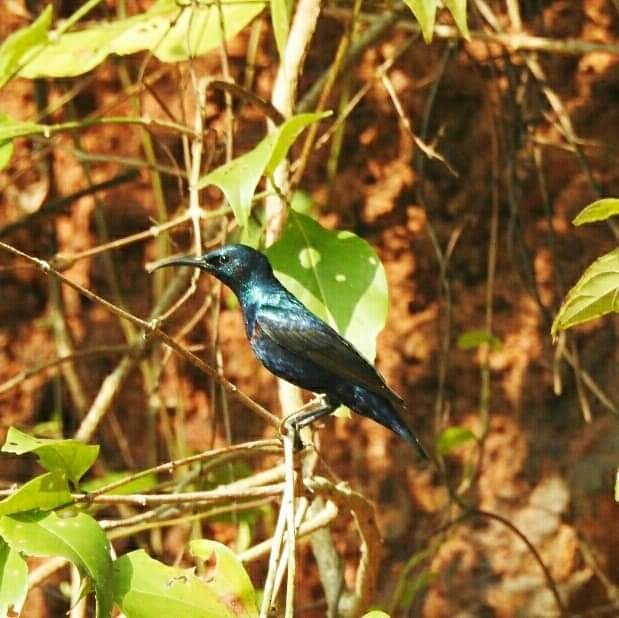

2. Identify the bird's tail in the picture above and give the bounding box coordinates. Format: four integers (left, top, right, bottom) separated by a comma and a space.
347, 385, 429, 460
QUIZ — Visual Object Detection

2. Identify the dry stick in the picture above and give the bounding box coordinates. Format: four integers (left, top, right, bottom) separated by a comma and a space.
291, 0, 363, 187
0, 345, 132, 397
104, 497, 278, 539
305, 477, 381, 616
51, 208, 228, 271
74, 483, 284, 507
261, 0, 322, 615
0, 241, 278, 429
239, 499, 339, 563
0, 169, 139, 238
324, 6, 619, 57
478, 0, 610, 422
88, 439, 281, 497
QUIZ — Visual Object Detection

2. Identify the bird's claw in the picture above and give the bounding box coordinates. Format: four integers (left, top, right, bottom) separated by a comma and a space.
279, 418, 308, 453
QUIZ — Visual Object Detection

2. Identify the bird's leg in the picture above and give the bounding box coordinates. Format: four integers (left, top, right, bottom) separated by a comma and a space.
280, 395, 336, 452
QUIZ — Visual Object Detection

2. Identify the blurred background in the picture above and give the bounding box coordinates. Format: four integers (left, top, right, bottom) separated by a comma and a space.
0, 0, 618, 616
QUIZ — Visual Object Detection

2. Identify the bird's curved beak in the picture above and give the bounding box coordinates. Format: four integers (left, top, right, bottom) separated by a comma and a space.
146, 255, 204, 274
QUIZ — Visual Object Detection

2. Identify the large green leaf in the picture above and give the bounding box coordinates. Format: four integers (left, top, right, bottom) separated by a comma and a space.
403, 0, 437, 43
112, 549, 235, 617
2, 427, 99, 486
444, 0, 469, 39
551, 248, 619, 337
190, 539, 258, 617
0, 539, 27, 618
198, 112, 328, 227
266, 211, 389, 362
0, 511, 113, 618
572, 198, 619, 226
18, 0, 265, 79
0, 4, 52, 87
0, 471, 71, 516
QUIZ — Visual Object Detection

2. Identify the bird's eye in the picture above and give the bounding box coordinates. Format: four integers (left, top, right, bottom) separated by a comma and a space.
218, 254, 229, 265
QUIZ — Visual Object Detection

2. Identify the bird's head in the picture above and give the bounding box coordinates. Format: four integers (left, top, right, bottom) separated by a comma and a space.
149, 244, 272, 291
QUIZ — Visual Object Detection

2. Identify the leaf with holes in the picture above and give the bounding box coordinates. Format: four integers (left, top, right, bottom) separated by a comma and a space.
190, 539, 258, 616
2, 427, 99, 486
266, 210, 389, 363
403, 0, 437, 43
0, 511, 113, 618
551, 248, 619, 337
19, 0, 266, 79
0, 471, 71, 516
198, 112, 328, 227
112, 549, 238, 617
572, 198, 619, 226
0, 539, 27, 618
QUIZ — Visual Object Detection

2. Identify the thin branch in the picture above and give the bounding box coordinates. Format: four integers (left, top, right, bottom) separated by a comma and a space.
0, 241, 279, 428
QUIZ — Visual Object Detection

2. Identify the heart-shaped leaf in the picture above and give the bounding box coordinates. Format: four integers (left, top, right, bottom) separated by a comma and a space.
112, 549, 237, 617
190, 539, 258, 616
266, 211, 388, 363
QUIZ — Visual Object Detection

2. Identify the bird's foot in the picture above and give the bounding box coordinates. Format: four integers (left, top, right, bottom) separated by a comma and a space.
278, 417, 309, 453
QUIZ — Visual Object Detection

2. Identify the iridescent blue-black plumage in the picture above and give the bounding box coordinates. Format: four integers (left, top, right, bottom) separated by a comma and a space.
152, 244, 427, 458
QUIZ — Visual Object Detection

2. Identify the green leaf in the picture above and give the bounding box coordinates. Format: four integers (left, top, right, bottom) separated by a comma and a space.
551, 248, 619, 337
403, 0, 437, 43
112, 549, 236, 617
0, 539, 28, 618
572, 198, 619, 225
0, 4, 52, 88
198, 112, 328, 227
435, 426, 476, 456
0, 115, 14, 171
270, 0, 292, 59
266, 211, 389, 363
444, 0, 470, 39
457, 329, 502, 351
0, 471, 71, 516
190, 539, 258, 616
0, 119, 45, 142
362, 612, 391, 618
19, 0, 266, 79
0, 511, 113, 618
2, 427, 99, 486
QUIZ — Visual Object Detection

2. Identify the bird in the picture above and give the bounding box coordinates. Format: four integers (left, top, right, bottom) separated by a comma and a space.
150, 244, 428, 458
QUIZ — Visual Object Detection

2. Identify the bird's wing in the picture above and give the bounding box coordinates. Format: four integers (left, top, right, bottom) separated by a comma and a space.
255, 302, 404, 409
